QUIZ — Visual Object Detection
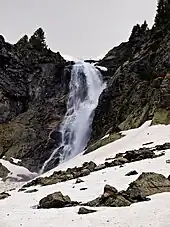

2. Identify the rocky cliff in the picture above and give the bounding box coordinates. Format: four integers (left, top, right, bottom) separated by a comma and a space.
0, 29, 72, 172
91, 11, 170, 143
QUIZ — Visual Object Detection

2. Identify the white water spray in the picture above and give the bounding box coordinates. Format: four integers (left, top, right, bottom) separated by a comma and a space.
41, 61, 106, 173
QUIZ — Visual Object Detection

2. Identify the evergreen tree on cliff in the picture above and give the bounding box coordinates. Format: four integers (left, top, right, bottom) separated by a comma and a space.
155, 0, 170, 29
29, 28, 47, 51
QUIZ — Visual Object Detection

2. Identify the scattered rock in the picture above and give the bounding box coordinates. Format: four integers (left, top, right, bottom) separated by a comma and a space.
18, 188, 27, 192
38, 191, 78, 209
142, 142, 154, 146
75, 178, 84, 184
24, 189, 38, 193
82, 161, 97, 172
125, 170, 138, 176
94, 164, 106, 171
23, 144, 166, 188
85, 172, 170, 208
0, 192, 10, 200
166, 160, 170, 164
156, 143, 170, 151
78, 207, 97, 215
123, 148, 156, 162
80, 187, 88, 191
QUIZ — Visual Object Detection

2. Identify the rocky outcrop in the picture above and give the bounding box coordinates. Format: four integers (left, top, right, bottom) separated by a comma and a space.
84, 172, 170, 207
38, 191, 78, 209
23, 144, 166, 188
90, 16, 170, 143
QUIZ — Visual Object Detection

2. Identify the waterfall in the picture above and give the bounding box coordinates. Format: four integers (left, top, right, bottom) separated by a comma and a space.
41, 61, 106, 173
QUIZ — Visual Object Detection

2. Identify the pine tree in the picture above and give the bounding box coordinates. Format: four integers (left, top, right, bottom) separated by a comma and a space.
141, 21, 148, 33
29, 28, 47, 51
154, 0, 170, 29
15, 35, 28, 48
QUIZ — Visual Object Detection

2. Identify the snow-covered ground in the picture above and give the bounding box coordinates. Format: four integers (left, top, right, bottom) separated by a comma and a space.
1, 122, 170, 227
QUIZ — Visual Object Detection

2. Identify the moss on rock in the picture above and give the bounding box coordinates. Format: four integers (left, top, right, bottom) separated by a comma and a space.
152, 108, 170, 125
84, 133, 123, 155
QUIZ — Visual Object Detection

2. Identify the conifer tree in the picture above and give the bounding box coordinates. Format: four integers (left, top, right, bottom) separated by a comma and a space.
29, 28, 47, 51
154, 0, 170, 28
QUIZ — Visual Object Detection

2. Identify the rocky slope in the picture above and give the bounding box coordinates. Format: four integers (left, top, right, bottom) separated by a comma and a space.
0, 30, 71, 172
91, 21, 170, 143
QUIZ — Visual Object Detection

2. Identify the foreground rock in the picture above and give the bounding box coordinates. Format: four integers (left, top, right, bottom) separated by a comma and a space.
78, 207, 97, 215
37, 172, 170, 209
84, 172, 170, 207
126, 172, 170, 197
38, 191, 79, 209
23, 144, 165, 188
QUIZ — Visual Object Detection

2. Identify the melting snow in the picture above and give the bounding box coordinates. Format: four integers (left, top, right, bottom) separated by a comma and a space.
1, 122, 170, 227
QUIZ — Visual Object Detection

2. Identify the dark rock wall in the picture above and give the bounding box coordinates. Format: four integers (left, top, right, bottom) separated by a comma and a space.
0, 31, 71, 172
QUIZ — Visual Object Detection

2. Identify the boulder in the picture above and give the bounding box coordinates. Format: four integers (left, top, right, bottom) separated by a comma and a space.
78, 207, 97, 215
125, 170, 138, 176
126, 172, 170, 197
75, 178, 84, 184
38, 191, 76, 209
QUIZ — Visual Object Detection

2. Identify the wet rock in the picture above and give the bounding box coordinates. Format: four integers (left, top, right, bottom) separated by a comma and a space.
78, 207, 97, 215
125, 170, 138, 176
38, 191, 77, 209
0, 192, 10, 200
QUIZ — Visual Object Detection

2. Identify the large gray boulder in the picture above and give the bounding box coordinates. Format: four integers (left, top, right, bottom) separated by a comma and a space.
126, 172, 170, 197
38, 191, 78, 209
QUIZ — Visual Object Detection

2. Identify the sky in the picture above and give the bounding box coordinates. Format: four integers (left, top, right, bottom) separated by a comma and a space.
0, 0, 157, 59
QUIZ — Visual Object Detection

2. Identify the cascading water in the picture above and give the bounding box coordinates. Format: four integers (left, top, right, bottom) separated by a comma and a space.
41, 61, 106, 173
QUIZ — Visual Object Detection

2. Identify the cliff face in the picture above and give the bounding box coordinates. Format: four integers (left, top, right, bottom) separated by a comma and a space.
0, 33, 71, 172
91, 21, 170, 143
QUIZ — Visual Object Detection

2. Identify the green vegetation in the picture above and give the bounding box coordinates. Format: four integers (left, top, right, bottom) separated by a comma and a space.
84, 133, 123, 155
152, 108, 170, 125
